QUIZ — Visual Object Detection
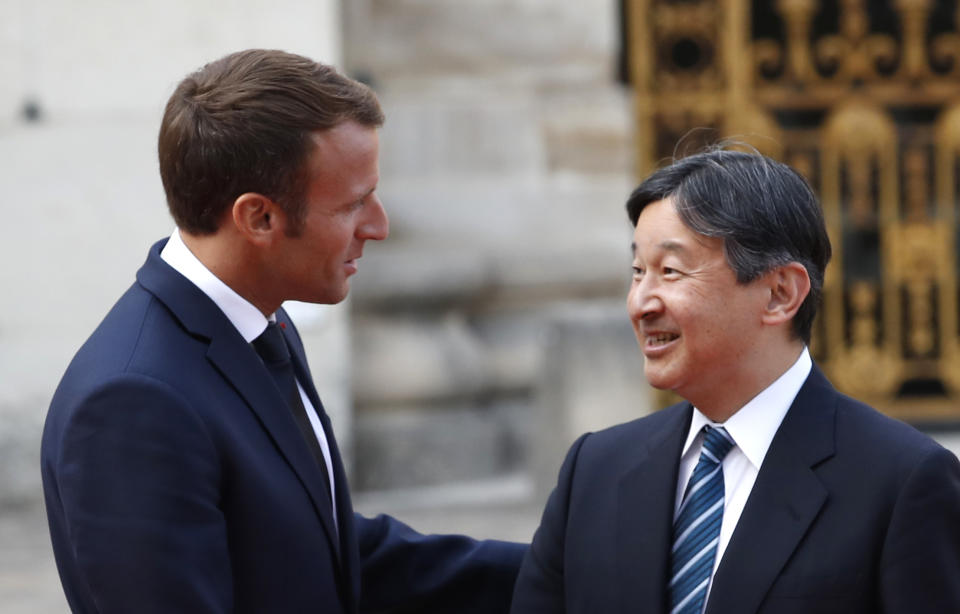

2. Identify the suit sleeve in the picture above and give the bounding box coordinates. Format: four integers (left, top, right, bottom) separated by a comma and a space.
52, 375, 231, 613
510, 433, 589, 614
879, 444, 960, 612
355, 513, 527, 614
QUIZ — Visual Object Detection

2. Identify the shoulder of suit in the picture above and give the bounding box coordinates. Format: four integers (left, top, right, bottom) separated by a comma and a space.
831, 390, 946, 464
596, 400, 687, 433
573, 401, 688, 456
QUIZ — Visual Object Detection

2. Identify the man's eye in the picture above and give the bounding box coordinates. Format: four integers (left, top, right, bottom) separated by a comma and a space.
632, 266, 644, 278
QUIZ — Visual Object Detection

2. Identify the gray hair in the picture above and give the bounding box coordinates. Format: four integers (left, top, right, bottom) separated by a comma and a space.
626, 147, 832, 344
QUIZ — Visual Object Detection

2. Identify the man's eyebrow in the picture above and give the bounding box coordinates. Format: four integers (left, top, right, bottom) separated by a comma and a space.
659, 239, 687, 252
343, 184, 377, 207
631, 239, 688, 255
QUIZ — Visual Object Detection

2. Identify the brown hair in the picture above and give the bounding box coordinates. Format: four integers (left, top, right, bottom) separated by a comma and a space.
158, 49, 384, 235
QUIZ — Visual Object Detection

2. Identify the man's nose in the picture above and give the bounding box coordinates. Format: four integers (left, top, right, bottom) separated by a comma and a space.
359, 195, 389, 241
627, 277, 662, 321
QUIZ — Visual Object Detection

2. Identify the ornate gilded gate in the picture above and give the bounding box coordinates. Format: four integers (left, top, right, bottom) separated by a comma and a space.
627, 0, 960, 419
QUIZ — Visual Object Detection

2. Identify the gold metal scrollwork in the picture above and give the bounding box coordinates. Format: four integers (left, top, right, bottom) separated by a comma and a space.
935, 104, 960, 395
629, 0, 960, 419
822, 101, 903, 401
815, 0, 898, 81
931, 7, 960, 77
830, 282, 903, 398
777, 0, 819, 82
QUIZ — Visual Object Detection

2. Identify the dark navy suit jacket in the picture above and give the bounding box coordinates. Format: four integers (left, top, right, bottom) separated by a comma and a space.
511, 366, 960, 613
42, 239, 526, 613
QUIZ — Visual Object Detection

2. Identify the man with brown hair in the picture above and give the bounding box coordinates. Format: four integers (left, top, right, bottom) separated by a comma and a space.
42, 49, 525, 614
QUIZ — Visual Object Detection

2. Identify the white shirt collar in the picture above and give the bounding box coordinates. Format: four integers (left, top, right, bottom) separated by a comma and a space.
159, 228, 271, 342
682, 347, 812, 470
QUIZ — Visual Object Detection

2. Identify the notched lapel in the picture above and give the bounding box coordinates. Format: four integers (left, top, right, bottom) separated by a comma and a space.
205, 333, 342, 562
616, 405, 692, 614
706, 368, 836, 614
706, 449, 827, 614
138, 243, 342, 562
276, 313, 359, 588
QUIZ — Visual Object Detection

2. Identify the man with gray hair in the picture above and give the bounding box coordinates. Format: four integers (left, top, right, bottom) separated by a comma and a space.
511, 148, 960, 613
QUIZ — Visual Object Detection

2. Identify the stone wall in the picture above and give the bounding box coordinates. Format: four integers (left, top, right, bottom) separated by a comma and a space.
0, 0, 658, 508
342, 0, 656, 493
0, 0, 346, 507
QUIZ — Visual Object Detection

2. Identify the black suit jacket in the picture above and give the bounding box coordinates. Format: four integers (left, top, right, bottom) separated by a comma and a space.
42, 239, 526, 614
511, 366, 960, 613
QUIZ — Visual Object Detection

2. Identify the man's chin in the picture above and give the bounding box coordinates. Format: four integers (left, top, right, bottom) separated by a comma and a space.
289, 284, 350, 307
642, 364, 676, 393
331, 282, 350, 304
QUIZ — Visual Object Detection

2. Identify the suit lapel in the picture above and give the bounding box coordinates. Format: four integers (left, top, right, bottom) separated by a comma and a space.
705, 367, 837, 614
136, 241, 343, 566
616, 404, 692, 614
276, 314, 359, 557
205, 334, 342, 557
277, 309, 361, 610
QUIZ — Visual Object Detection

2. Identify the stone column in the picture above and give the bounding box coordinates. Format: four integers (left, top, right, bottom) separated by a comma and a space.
342, 0, 638, 492
532, 301, 656, 506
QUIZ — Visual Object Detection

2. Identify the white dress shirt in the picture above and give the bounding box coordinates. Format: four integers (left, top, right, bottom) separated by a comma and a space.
160, 229, 338, 528
674, 347, 812, 602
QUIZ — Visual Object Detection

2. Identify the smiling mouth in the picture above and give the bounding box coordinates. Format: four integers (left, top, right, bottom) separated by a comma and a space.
645, 333, 679, 347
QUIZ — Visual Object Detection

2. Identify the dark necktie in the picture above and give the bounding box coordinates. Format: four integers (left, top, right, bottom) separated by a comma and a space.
668, 425, 736, 614
252, 322, 332, 501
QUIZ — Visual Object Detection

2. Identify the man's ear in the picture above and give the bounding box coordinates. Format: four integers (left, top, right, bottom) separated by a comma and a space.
761, 262, 811, 327
231, 192, 283, 245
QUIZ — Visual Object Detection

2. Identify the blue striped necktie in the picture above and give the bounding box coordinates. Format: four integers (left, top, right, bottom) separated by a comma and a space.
668, 425, 736, 614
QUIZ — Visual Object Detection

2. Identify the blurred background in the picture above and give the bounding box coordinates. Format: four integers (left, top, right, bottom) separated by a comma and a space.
3, 1, 959, 611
